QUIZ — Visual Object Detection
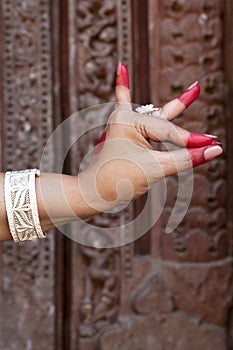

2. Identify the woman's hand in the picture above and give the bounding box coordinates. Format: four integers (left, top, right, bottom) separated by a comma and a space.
77, 62, 223, 214
0, 62, 223, 241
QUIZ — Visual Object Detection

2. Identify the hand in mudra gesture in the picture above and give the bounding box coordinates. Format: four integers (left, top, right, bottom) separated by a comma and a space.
78, 62, 222, 214
0, 62, 223, 242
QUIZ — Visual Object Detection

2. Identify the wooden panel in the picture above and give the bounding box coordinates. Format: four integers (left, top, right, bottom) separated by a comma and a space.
98, 1, 233, 349
63, 1, 130, 348
159, 0, 228, 263
0, 1, 56, 349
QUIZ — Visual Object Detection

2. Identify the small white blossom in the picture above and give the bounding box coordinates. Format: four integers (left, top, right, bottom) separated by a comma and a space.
135, 104, 160, 115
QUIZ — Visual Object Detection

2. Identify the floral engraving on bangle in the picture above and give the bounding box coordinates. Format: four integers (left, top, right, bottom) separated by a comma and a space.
4, 169, 46, 242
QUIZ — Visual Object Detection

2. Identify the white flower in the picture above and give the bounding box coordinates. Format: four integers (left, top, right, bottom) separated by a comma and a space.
135, 104, 160, 114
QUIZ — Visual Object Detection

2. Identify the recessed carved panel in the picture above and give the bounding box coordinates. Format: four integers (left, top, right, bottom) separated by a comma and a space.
159, 0, 227, 262
67, 1, 135, 348
0, 1, 55, 349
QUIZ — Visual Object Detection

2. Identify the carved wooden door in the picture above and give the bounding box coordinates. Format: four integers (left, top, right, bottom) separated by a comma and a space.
0, 0, 233, 350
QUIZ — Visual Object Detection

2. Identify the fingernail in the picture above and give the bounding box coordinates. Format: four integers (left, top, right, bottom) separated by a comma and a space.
204, 146, 223, 161
211, 141, 222, 147
178, 81, 200, 108
204, 134, 217, 139
116, 62, 130, 89
94, 130, 106, 155
187, 133, 216, 147
117, 61, 122, 76
188, 145, 223, 168
187, 81, 199, 90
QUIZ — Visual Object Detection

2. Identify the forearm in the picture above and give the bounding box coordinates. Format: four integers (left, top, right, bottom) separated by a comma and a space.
0, 172, 98, 242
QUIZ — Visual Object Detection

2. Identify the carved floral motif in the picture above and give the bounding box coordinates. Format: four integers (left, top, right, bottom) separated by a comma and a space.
160, 0, 227, 262
68, 1, 135, 344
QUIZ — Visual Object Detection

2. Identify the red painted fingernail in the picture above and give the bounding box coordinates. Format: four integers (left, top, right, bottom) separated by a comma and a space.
187, 133, 216, 147
188, 145, 223, 167
94, 130, 106, 155
116, 61, 130, 89
178, 81, 200, 108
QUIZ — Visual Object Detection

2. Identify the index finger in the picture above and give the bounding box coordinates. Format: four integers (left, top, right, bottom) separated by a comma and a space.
115, 61, 132, 111
155, 81, 201, 121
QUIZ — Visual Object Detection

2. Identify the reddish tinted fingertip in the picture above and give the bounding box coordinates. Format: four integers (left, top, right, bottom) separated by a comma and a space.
178, 81, 200, 108
188, 147, 206, 167
116, 61, 130, 89
188, 145, 223, 168
187, 133, 216, 148
94, 130, 106, 155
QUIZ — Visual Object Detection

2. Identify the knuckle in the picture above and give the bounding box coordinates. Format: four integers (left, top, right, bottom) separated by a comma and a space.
108, 110, 123, 124
160, 107, 167, 119
109, 110, 134, 126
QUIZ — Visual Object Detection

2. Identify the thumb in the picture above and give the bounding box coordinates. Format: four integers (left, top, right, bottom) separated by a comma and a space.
115, 61, 132, 111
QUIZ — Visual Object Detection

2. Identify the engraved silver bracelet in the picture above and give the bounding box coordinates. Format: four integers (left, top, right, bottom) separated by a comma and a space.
4, 169, 46, 242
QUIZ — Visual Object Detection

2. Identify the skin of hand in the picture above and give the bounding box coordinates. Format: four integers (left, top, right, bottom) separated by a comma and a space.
77, 62, 223, 214
0, 62, 223, 242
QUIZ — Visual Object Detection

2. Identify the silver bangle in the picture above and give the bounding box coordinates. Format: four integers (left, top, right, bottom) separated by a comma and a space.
4, 169, 46, 242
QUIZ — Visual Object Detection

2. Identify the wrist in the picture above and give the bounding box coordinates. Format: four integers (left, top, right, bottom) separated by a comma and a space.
73, 172, 101, 219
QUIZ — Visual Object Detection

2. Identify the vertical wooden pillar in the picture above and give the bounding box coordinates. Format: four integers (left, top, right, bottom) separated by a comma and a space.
224, 0, 233, 346
0, 1, 56, 349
